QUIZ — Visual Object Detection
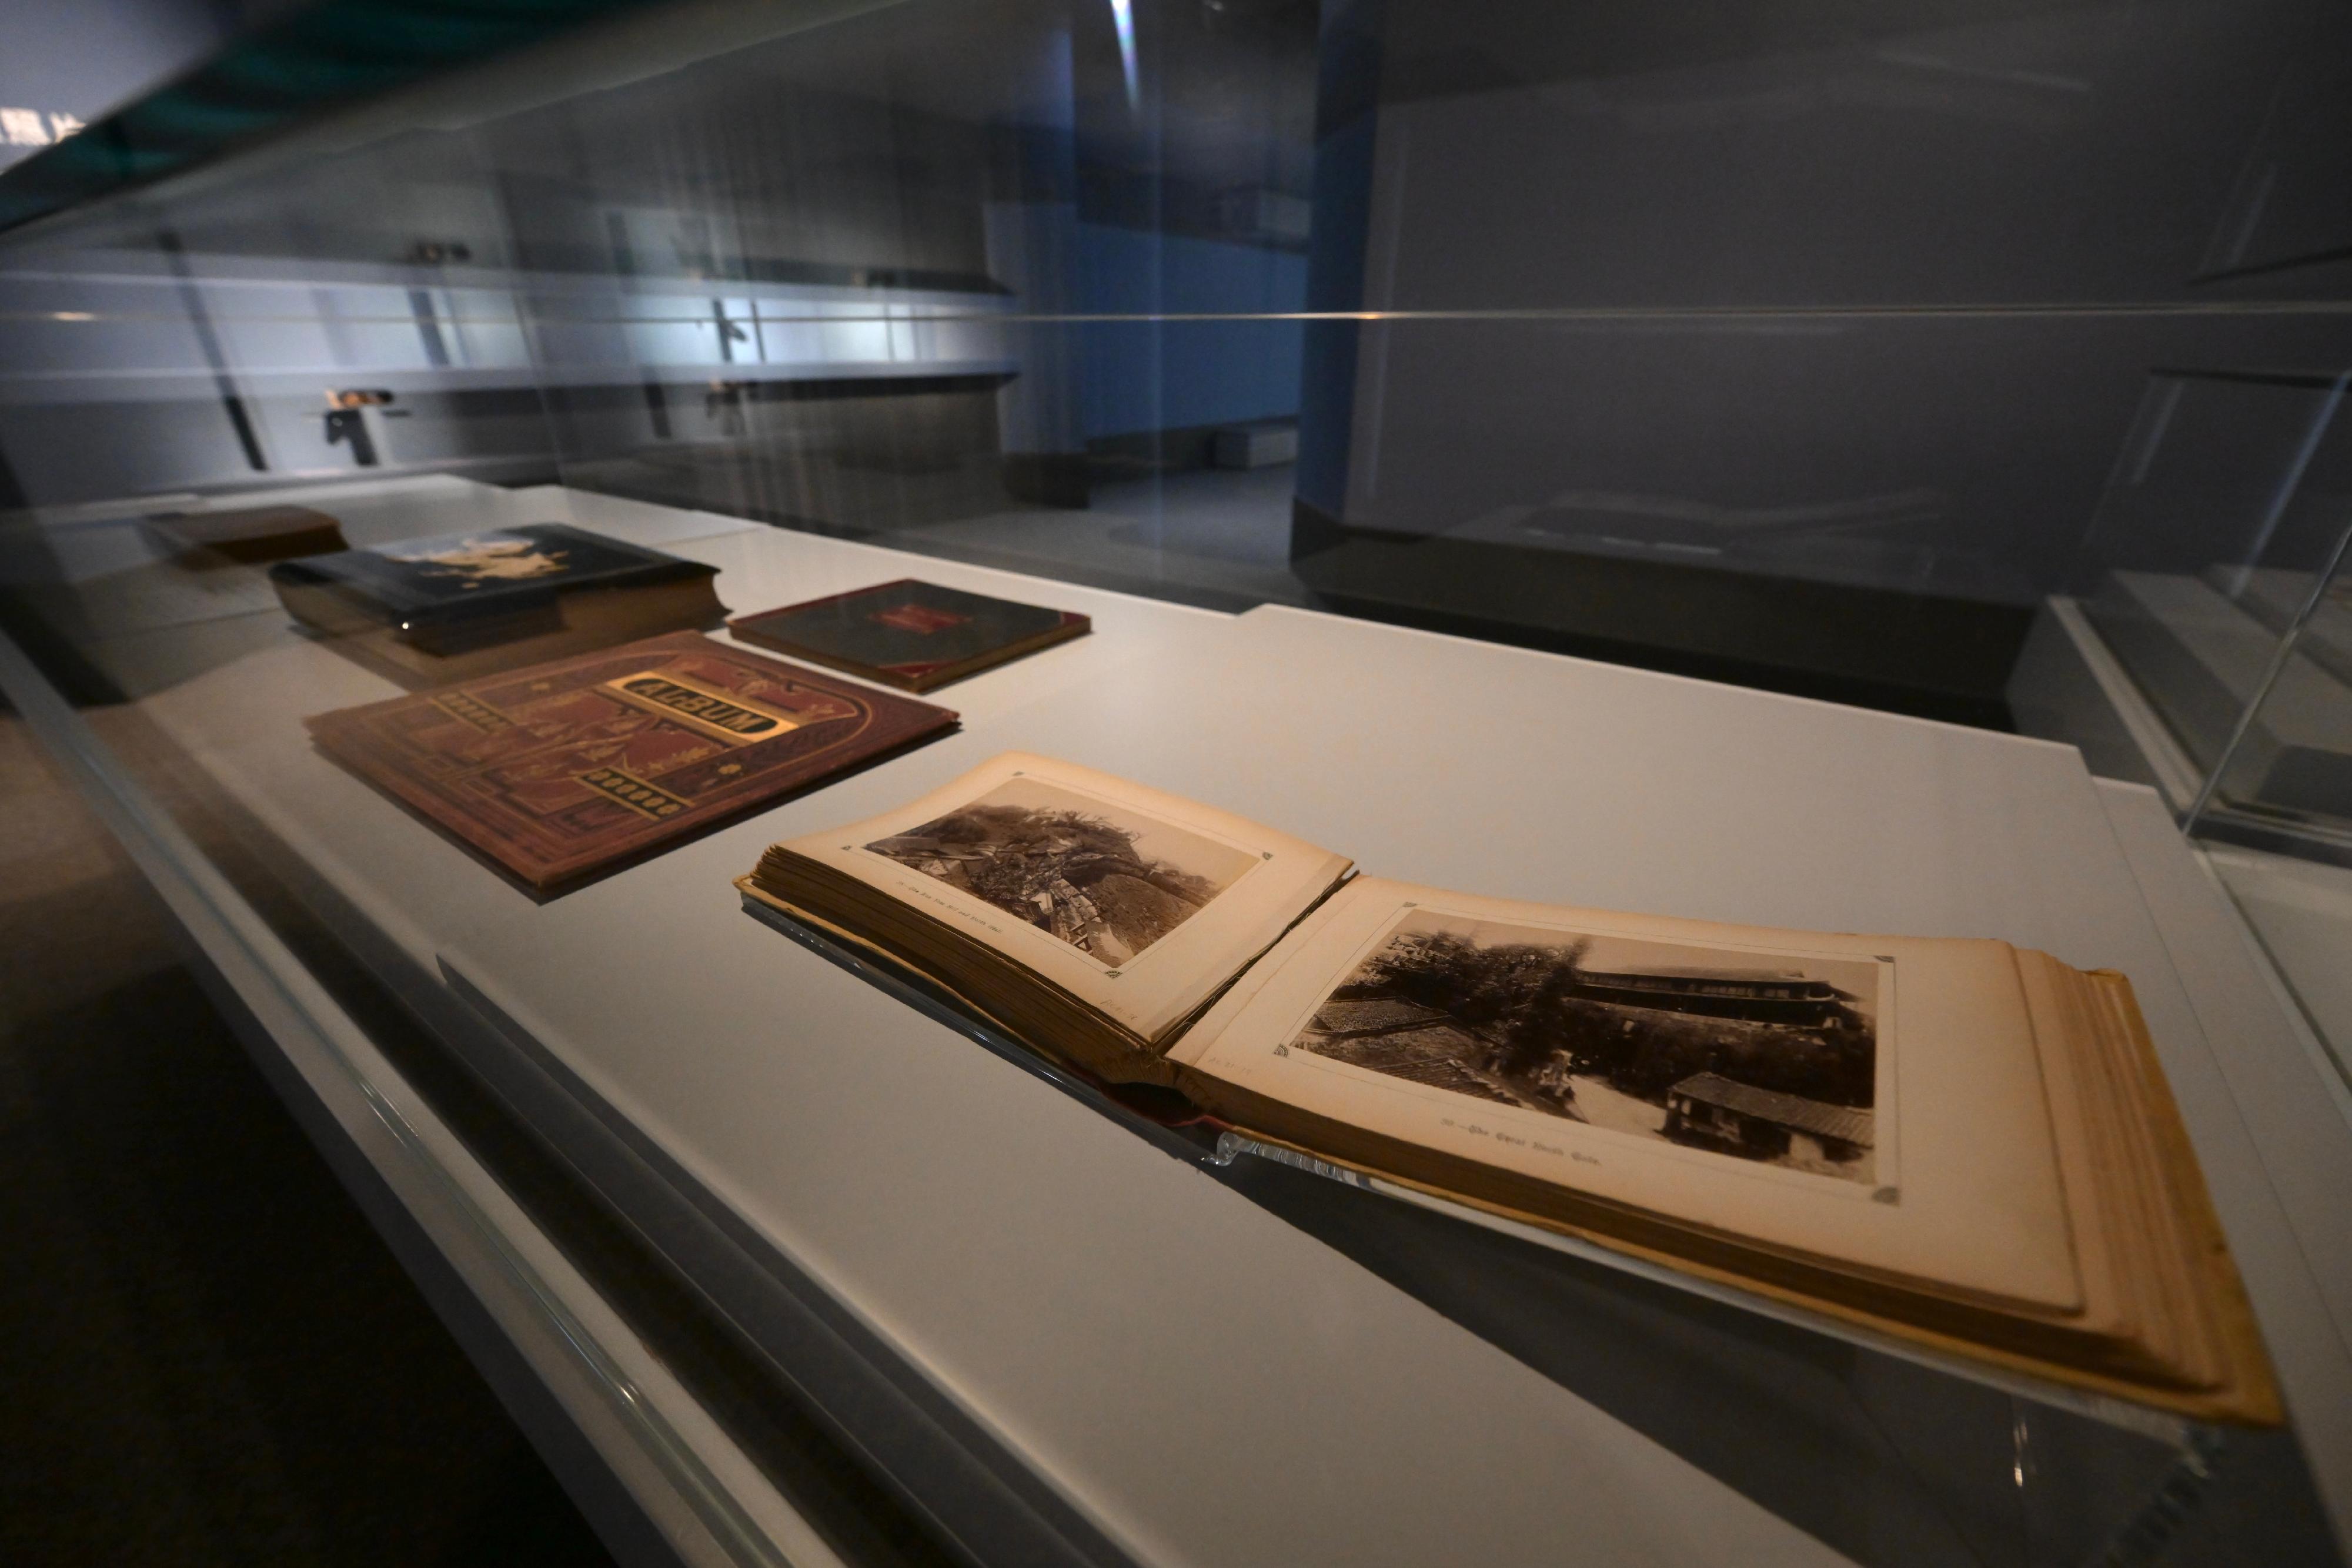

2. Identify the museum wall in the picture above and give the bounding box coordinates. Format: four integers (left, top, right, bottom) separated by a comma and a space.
1289, 0, 2352, 716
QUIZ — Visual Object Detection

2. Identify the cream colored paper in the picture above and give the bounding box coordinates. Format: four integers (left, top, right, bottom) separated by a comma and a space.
1171, 878, 2083, 1311
779, 753, 1352, 1041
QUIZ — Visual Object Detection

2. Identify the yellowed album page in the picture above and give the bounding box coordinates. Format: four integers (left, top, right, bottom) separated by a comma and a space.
1170, 877, 2084, 1311
778, 753, 1352, 1042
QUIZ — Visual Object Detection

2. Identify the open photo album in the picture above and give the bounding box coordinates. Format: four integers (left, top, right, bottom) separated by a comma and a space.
739, 753, 2279, 1423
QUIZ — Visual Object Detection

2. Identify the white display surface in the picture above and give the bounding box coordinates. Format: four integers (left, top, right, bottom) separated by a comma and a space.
87, 483, 2352, 1564
2091, 783, 2352, 1516
2206, 843, 2352, 1069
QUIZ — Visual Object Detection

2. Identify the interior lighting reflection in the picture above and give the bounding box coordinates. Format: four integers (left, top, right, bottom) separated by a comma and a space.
1107, 0, 1138, 111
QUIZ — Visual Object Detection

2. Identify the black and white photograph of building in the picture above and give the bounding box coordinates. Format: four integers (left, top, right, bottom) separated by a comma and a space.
866, 777, 1255, 965
1294, 911, 1882, 1182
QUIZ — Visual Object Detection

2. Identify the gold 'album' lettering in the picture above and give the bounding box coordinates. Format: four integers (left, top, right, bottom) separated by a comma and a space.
596, 667, 804, 746
430, 690, 512, 732
576, 766, 689, 820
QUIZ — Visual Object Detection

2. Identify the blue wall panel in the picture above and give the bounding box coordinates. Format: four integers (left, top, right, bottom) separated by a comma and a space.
1074, 223, 1305, 439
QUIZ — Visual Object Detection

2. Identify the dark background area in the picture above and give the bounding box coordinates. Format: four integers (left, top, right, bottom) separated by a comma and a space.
0, 700, 616, 1567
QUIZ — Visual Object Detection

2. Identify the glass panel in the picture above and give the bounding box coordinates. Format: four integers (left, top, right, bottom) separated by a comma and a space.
2207, 833, 2352, 1084
2201, 547, 2352, 1080
2074, 369, 2352, 857
2198, 523, 2352, 848
0, 3, 2348, 1562
6, 0, 2348, 728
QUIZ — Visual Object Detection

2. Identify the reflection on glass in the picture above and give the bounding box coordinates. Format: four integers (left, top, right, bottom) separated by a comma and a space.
2076, 370, 2352, 860
1, 2, 2350, 1562
5, 0, 2351, 735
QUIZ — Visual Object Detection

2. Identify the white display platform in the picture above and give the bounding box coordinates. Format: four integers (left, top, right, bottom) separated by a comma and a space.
22, 480, 2352, 1564
2206, 844, 2352, 1067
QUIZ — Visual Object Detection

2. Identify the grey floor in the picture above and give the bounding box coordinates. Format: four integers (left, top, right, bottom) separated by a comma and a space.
0, 706, 617, 1567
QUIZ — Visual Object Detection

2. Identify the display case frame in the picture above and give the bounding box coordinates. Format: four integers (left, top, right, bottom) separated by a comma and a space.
5, 0, 2352, 1556
4, 473, 2349, 1567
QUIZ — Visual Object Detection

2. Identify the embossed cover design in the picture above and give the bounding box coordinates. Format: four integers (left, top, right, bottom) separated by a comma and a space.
740, 754, 2283, 1424
307, 631, 956, 891
728, 579, 1088, 691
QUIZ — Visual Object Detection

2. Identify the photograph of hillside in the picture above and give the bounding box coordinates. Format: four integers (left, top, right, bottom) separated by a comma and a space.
866, 775, 1255, 966
1295, 911, 1882, 1182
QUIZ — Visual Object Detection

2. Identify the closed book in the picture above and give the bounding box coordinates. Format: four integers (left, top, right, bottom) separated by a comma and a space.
149, 504, 349, 566
308, 631, 956, 892
270, 523, 725, 684
729, 579, 1088, 692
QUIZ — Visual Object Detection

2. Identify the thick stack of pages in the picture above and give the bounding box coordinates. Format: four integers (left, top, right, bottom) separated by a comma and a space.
271, 523, 724, 684
742, 753, 2280, 1423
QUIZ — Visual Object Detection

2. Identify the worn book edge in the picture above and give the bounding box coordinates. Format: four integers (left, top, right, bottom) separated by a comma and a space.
1209, 1128, 2206, 1447
1207, 1121, 2278, 1426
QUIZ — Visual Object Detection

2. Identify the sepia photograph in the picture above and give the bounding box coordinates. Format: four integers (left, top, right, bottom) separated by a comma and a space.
866, 776, 1257, 965
1295, 910, 1882, 1183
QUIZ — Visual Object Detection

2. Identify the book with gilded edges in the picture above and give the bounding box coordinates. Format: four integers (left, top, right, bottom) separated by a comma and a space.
309, 632, 956, 892
728, 579, 1088, 692
739, 753, 2280, 1424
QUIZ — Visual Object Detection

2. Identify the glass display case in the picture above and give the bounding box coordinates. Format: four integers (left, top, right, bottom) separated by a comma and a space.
2, 3, 2350, 1565
2013, 365, 2352, 1077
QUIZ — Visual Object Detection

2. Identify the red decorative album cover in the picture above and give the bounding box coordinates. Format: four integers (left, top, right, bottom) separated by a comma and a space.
306, 631, 957, 892
727, 578, 1088, 692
